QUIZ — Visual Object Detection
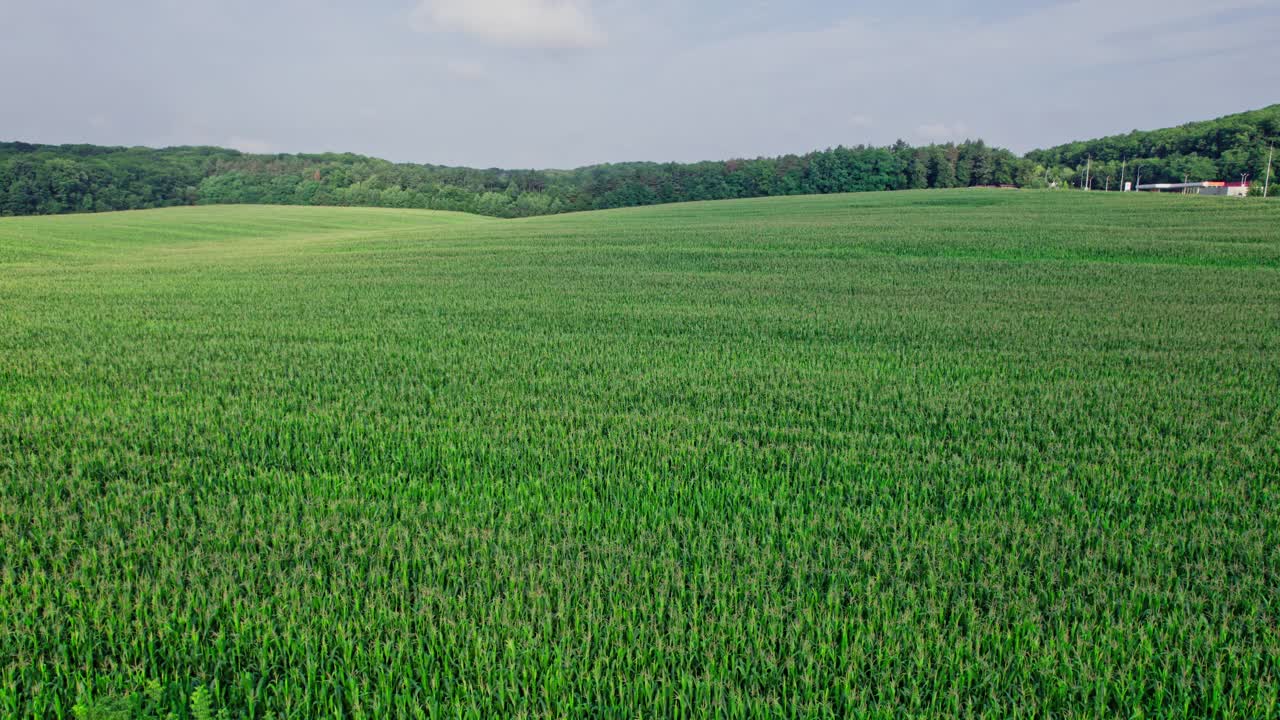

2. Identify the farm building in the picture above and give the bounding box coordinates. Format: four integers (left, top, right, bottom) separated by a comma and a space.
1136, 181, 1250, 196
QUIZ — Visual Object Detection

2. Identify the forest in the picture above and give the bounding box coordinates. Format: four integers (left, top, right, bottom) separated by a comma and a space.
1027, 104, 1280, 192
0, 141, 1030, 218
2, 104, 1277, 218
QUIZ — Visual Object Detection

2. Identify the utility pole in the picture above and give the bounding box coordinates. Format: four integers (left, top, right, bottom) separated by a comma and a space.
1084, 156, 1092, 191
1265, 144, 1274, 198
1120, 157, 1127, 191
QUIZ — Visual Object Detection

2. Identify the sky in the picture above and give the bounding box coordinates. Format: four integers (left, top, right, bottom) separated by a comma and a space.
2, 0, 1277, 169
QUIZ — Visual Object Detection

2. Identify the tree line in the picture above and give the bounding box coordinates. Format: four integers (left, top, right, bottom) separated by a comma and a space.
0, 140, 1035, 219
2, 104, 1277, 218
1026, 104, 1279, 193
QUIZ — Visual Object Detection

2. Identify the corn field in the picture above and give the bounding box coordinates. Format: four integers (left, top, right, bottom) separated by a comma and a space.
1, 192, 1278, 718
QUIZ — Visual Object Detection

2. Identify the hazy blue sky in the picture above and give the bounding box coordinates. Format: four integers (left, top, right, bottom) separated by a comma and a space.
2, 0, 1277, 168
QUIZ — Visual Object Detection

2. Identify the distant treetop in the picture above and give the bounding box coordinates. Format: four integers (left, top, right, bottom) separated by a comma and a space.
3, 104, 1277, 218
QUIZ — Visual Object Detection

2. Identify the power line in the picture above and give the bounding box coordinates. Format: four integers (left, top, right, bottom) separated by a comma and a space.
1266, 144, 1274, 198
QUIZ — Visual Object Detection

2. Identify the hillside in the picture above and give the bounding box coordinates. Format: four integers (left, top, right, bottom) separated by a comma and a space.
1027, 104, 1280, 188
3, 193, 1279, 717
4, 105, 1278, 221
0, 139, 1031, 219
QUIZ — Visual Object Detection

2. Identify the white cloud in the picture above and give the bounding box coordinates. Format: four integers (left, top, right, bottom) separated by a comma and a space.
227, 136, 276, 154
411, 0, 605, 50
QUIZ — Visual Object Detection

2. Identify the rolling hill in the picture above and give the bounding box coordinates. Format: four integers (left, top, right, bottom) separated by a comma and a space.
1027, 104, 1280, 188
3, 192, 1278, 717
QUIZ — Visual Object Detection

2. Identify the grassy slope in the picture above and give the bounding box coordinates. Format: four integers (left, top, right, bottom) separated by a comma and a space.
1, 192, 1278, 718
